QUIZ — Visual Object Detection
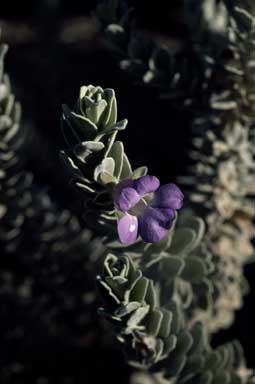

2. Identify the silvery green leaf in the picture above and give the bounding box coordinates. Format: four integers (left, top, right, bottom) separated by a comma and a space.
62, 104, 98, 141
233, 6, 255, 30
144, 230, 173, 260
129, 276, 149, 303
5, 93, 14, 117
74, 141, 104, 162
204, 351, 221, 371
120, 152, 132, 179
103, 88, 117, 128
99, 172, 117, 185
183, 217, 205, 248
163, 334, 178, 356
126, 305, 150, 331
103, 118, 128, 135
84, 97, 108, 125
144, 280, 157, 310
4, 123, 19, 144
189, 323, 207, 355
105, 277, 127, 300
108, 141, 124, 180
72, 180, 96, 194
131, 166, 148, 179
167, 301, 183, 334
175, 330, 193, 356
180, 257, 207, 283
169, 228, 197, 255
211, 372, 230, 384
165, 355, 187, 378
210, 100, 237, 110
124, 270, 143, 304
182, 354, 204, 374
96, 276, 121, 305
0, 44, 8, 81
146, 309, 163, 337
115, 302, 141, 317
154, 339, 164, 362
196, 372, 213, 384
94, 157, 115, 182
157, 309, 172, 339
104, 130, 118, 157
160, 256, 185, 280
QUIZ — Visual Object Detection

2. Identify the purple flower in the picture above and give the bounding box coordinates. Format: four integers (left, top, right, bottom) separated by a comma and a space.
114, 175, 184, 244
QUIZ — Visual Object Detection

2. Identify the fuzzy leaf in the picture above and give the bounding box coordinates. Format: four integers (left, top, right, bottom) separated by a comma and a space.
109, 141, 124, 180
94, 157, 115, 182
180, 257, 207, 283
169, 228, 197, 255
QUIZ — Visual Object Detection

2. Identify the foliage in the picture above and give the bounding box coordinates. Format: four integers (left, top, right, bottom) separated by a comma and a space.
0, 0, 255, 382
94, 0, 255, 333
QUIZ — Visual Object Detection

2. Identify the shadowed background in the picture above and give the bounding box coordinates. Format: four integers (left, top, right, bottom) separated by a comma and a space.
0, 0, 254, 381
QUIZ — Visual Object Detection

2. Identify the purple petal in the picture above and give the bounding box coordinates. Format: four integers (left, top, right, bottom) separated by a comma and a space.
115, 187, 140, 212
138, 207, 176, 243
133, 175, 160, 196
118, 214, 138, 244
152, 183, 184, 210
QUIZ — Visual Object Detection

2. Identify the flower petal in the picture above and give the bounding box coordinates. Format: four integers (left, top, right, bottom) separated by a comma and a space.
117, 214, 138, 244
138, 207, 176, 243
133, 175, 160, 196
152, 183, 184, 210
115, 186, 140, 212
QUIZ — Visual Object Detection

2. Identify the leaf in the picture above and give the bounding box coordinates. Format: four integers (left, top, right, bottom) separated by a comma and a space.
160, 256, 185, 280
72, 180, 95, 194
167, 301, 183, 335
196, 372, 213, 384
94, 157, 115, 182
144, 280, 157, 310
144, 230, 173, 261
103, 88, 117, 128
96, 276, 120, 305
204, 352, 221, 371
99, 172, 116, 185
62, 104, 98, 142
120, 152, 132, 179
211, 372, 230, 384
183, 216, 205, 248
0, 44, 8, 81
180, 257, 207, 283
129, 276, 149, 303
102, 118, 128, 135
131, 166, 148, 179
169, 228, 197, 255
115, 302, 141, 317
126, 305, 150, 332
163, 335, 178, 357
189, 323, 208, 356
85, 97, 108, 125
146, 309, 163, 337
157, 309, 172, 339
109, 141, 124, 180
174, 330, 193, 356
105, 130, 118, 157
74, 141, 104, 162
165, 355, 187, 377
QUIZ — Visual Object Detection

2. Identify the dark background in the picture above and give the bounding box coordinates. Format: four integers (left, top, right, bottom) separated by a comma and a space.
0, 0, 254, 381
